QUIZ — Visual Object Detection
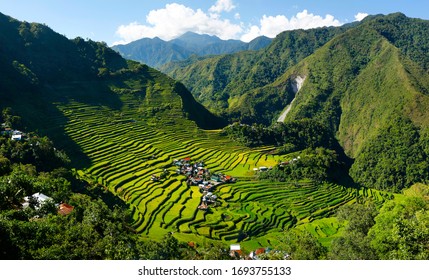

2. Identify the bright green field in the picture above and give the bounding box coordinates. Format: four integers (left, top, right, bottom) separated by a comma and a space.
54, 93, 391, 251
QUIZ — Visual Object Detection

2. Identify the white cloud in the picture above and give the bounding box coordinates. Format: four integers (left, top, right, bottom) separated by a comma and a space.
241, 10, 342, 42
113, 5, 344, 45
114, 3, 242, 45
354, 12, 369, 21
209, 0, 236, 14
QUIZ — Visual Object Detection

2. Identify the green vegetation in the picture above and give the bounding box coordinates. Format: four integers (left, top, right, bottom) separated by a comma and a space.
166, 13, 429, 193
1, 11, 429, 259
162, 25, 351, 119
350, 117, 429, 192
259, 148, 339, 183
221, 119, 335, 151
329, 183, 429, 260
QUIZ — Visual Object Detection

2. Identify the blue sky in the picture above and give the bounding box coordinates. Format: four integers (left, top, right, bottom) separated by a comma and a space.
1, 0, 428, 45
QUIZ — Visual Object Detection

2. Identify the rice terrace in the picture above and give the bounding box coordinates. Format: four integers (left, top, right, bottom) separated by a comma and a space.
55, 86, 391, 252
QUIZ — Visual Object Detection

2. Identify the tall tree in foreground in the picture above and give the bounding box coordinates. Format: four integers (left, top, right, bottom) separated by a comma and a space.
368, 184, 429, 259
279, 229, 327, 260
329, 202, 378, 259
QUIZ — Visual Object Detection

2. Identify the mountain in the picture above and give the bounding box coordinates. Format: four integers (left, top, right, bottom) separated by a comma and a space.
164, 13, 429, 191
0, 12, 225, 155
162, 24, 354, 115
112, 32, 272, 68
111, 37, 192, 69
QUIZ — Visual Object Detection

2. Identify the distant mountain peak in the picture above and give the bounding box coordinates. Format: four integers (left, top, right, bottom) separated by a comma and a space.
176, 31, 220, 40
112, 31, 272, 68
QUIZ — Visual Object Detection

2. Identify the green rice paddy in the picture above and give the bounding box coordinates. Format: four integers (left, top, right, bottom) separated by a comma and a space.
55, 93, 390, 251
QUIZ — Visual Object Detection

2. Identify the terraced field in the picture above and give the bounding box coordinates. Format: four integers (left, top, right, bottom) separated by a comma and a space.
55, 93, 391, 250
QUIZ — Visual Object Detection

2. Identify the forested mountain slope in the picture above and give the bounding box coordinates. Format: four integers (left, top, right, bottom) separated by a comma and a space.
162, 23, 354, 114
262, 14, 429, 191
166, 13, 429, 192
0, 12, 225, 145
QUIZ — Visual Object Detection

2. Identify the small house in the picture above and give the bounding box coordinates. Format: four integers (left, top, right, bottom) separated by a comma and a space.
11, 134, 22, 141
58, 203, 74, 216
249, 247, 269, 260
197, 201, 208, 211
22, 192, 54, 210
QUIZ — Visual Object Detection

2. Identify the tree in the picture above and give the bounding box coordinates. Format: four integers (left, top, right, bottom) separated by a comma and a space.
0, 156, 11, 176
329, 202, 378, 260
0, 218, 21, 259
368, 184, 429, 259
137, 233, 185, 260
194, 242, 231, 260
278, 229, 327, 260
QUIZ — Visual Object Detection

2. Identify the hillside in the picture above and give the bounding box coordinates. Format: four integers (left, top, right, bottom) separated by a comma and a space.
112, 32, 272, 69
170, 13, 429, 192
0, 12, 225, 143
250, 13, 429, 191
162, 24, 354, 115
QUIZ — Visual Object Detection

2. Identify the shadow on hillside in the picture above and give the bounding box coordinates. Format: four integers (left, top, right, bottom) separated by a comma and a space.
174, 82, 228, 129
49, 81, 124, 110
5, 82, 123, 170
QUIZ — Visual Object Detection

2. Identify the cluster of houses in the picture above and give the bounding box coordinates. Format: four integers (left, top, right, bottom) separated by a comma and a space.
229, 244, 290, 260
172, 157, 236, 211
21, 192, 74, 216
252, 156, 302, 173
197, 191, 218, 210
1, 123, 25, 141
279, 156, 301, 167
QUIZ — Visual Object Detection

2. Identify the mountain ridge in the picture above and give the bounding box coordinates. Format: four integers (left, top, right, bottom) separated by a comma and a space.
0, 12, 226, 155
164, 12, 429, 191
112, 31, 272, 68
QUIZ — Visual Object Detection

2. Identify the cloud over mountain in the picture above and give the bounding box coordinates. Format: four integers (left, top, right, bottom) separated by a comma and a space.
241, 10, 342, 42
114, 2, 344, 45
114, 3, 242, 45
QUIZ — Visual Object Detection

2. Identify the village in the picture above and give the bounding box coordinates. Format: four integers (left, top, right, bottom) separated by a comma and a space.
151, 157, 237, 211
21, 192, 74, 217
1, 122, 26, 141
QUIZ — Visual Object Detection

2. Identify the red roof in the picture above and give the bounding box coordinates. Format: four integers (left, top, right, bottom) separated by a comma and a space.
58, 203, 74, 216
255, 248, 266, 255
184, 157, 191, 161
